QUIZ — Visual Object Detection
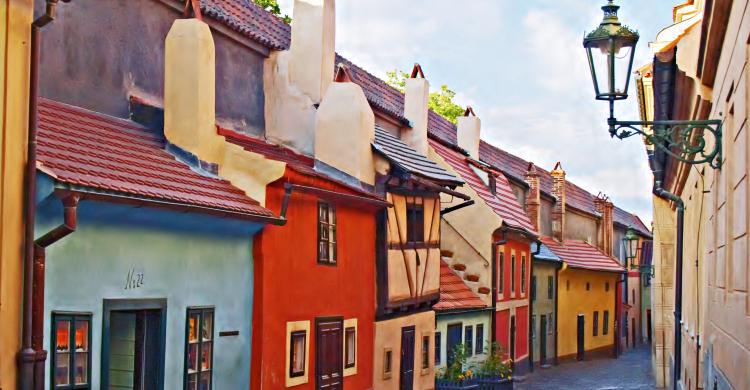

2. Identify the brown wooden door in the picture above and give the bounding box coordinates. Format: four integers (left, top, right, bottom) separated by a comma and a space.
316, 319, 343, 390
399, 326, 416, 390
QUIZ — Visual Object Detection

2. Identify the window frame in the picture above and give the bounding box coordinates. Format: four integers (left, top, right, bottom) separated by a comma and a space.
498, 252, 505, 298
475, 324, 484, 355
184, 307, 215, 390
317, 201, 337, 265
406, 202, 425, 244
521, 255, 527, 295
547, 275, 554, 299
464, 326, 474, 357
382, 348, 393, 379
421, 335, 430, 370
593, 311, 599, 337
435, 332, 442, 365
510, 254, 516, 296
344, 326, 356, 369
603, 311, 610, 335
289, 331, 307, 378
51, 312, 92, 390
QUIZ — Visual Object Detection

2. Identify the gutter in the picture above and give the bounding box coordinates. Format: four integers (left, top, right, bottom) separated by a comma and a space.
20, 2, 70, 388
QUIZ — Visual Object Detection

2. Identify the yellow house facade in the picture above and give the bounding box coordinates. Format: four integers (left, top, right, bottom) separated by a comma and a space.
0, 1, 32, 388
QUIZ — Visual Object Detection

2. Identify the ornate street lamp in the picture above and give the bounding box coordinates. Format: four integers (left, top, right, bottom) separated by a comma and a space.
622, 226, 640, 269
583, 0, 723, 169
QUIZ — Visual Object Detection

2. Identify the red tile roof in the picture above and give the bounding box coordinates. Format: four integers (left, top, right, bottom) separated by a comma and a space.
540, 236, 625, 273
37, 98, 276, 219
433, 260, 487, 311
185, 0, 650, 236
430, 139, 537, 236
614, 205, 652, 237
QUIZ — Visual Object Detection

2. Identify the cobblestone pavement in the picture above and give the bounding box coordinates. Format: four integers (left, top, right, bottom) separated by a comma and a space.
515, 345, 656, 390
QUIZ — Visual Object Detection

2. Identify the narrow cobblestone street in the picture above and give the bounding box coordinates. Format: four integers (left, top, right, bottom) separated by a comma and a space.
516, 345, 656, 390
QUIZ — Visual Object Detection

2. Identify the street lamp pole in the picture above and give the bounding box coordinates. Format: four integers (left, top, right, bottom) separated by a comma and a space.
582, 2, 723, 389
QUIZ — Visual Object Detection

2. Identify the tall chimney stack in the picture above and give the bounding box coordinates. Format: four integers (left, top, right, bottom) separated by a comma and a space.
315, 65, 375, 185
457, 107, 481, 160
164, 17, 222, 163
289, 0, 335, 104
551, 162, 566, 242
594, 194, 615, 256
402, 64, 429, 155
524, 163, 541, 233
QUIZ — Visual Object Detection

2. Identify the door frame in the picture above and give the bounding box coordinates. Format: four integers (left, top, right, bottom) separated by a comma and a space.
399, 325, 416, 390
101, 298, 167, 390
315, 316, 344, 390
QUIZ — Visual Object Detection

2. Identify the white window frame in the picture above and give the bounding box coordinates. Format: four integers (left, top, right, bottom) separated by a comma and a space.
285, 320, 310, 387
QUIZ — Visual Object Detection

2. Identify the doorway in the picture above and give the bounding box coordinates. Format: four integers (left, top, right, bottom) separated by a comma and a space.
539, 315, 547, 365
446, 323, 462, 367
399, 326, 416, 390
102, 299, 166, 390
646, 310, 652, 344
576, 314, 585, 361
509, 316, 516, 370
316, 318, 343, 390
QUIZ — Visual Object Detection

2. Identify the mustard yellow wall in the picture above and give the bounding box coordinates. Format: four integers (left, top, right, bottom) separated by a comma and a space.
0, 1, 32, 387
557, 268, 618, 359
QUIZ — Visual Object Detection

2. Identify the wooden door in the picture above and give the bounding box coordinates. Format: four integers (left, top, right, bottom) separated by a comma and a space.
539, 315, 547, 365
576, 315, 585, 361
316, 319, 343, 390
399, 326, 415, 390
445, 323, 462, 367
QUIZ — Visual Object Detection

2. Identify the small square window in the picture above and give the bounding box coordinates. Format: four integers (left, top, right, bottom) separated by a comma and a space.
547, 276, 554, 299
383, 349, 393, 379
185, 308, 214, 388
605, 282, 610, 292
421, 335, 430, 370
603, 311, 610, 335
317, 202, 337, 265
345, 327, 356, 369
475, 324, 484, 355
521, 256, 527, 294
593, 311, 599, 336
435, 332, 442, 365
498, 252, 505, 296
586, 282, 591, 291
290, 331, 307, 377
566, 279, 570, 291
531, 275, 537, 301
510, 255, 516, 294
464, 326, 473, 357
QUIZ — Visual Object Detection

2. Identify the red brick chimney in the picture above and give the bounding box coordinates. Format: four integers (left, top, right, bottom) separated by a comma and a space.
594, 193, 615, 256
550, 162, 566, 242
524, 162, 541, 232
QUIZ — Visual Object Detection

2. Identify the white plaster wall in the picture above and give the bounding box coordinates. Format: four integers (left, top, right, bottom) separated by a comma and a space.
435, 311, 492, 370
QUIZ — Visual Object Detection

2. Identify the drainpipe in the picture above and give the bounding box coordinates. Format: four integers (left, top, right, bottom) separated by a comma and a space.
19, 2, 70, 389
614, 278, 624, 359
553, 263, 560, 366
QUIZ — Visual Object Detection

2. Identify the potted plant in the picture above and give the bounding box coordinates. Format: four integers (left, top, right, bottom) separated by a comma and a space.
476, 342, 513, 389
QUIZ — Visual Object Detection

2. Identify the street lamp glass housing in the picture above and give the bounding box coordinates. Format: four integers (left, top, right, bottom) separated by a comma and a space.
583, 0, 639, 101
622, 227, 640, 267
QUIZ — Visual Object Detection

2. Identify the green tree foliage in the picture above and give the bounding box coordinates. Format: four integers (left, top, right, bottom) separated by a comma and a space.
253, 0, 291, 23
386, 69, 465, 124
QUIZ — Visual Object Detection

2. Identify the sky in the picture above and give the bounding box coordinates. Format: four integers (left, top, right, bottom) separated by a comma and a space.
277, 0, 676, 225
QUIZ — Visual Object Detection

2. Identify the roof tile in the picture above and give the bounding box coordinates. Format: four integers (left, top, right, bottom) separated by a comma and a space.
433, 260, 487, 311
540, 236, 625, 273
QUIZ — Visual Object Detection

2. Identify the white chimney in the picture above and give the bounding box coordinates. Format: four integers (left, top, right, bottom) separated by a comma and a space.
402, 64, 429, 155
164, 18, 222, 163
457, 107, 481, 160
289, 0, 336, 104
315, 65, 375, 185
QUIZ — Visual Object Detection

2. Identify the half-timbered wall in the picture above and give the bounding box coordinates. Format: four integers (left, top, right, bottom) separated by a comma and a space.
384, 193, 441, 307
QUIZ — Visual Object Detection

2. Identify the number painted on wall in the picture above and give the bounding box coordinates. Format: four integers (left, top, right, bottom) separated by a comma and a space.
124, 267, 145, 290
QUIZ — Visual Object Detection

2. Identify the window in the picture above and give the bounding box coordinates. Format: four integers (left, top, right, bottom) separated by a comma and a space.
510, 255, 516, 294
566, 279, 570, 291
498, 253, 505, 296
586, 282, 590, 291
603, 311, 609, 335
632, 289, 635, 304
548, 313, 554, 334
318, 202, 337, 264
435, 332, 441, 365
52, 313, 91, 389
475, 324, 484, 355
605, 282, 610, 292
593, 311, 599, 336
521, 256, 527, 294
531, 315, 536, 339
464, 326, 473, 357
531, 275, 537, 301
421, 336, 430, 370
289, 331, 307, 377
185, 308, 214, 390
547, 276, 554, 299
383, 349, 393, 379
345, 327, 356, 369
407, 203, 425, 243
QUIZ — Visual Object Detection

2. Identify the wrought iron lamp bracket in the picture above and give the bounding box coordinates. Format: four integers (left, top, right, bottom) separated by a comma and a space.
607, 114, 723, 170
